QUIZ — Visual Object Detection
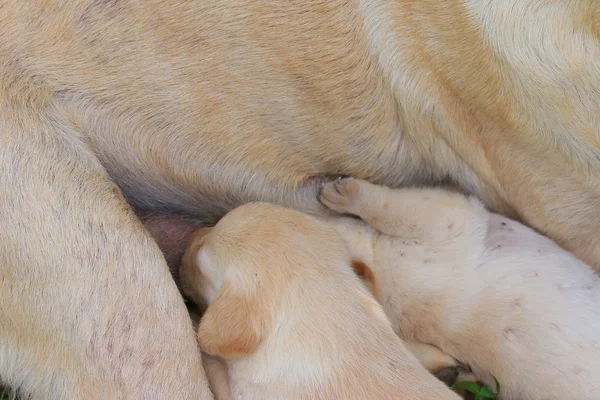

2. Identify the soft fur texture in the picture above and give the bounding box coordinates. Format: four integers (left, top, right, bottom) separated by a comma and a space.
319, 178, 600, 400
180, 203, 460, 400
202, 353, 233, 400
1, 0, 600, 396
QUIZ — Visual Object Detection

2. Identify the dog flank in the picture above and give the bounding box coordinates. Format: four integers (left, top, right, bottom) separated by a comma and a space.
1, 0, 599, 262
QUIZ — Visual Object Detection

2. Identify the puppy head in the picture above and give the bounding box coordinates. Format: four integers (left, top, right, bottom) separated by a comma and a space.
181, 223, 264, 359
182, 202, 341, 359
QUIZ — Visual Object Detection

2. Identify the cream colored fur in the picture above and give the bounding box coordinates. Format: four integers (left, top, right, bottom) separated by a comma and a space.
202, 353, 233, 400
180, 203, 460, 400
1, 0, 600, 396
320, 178, 600, 400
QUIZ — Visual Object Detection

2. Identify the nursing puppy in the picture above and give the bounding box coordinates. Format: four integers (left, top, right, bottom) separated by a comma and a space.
180, 202, 460, 400
319, 178, 600, 400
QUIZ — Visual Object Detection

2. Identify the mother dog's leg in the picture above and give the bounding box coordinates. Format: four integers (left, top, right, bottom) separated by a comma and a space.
0, 118, 212, 399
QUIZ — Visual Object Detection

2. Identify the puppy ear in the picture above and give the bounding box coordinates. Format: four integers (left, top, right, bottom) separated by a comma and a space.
351, 260, 377, 295
197, 282, 263, 359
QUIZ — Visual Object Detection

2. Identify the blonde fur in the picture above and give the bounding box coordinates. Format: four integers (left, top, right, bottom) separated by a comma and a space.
320, 178, 600, 400
1, 0, 599, 396
180, 203, 459, 399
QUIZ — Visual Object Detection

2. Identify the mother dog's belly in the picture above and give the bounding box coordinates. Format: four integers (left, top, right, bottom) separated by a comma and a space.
0, 0, 496, 222
1, 0, 599, 266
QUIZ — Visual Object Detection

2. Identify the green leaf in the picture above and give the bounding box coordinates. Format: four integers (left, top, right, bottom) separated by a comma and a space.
451, 380, 482, 394
479, 384, 499, 398
451, 377, 502, 399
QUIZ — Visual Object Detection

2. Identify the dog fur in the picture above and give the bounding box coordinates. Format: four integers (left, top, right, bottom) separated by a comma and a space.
180, 202, 460, 399
201, 353, 233, 400
319, 177, 600, 400
1, 0, 599, 396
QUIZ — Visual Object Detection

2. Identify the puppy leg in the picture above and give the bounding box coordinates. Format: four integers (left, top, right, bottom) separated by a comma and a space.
320, 178, 488, 248
202, 353, 232, 400
405, 341, 459, 373
0, 125, 212, 399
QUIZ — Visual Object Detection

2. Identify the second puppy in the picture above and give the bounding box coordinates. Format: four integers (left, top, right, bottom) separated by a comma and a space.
180, 202, 459, 399
319, 177, 600, 400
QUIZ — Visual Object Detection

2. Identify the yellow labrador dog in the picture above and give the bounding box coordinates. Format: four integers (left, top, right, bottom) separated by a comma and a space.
1, 0, 599, 397
180, 203, 460, 399
320, 177, 600, 400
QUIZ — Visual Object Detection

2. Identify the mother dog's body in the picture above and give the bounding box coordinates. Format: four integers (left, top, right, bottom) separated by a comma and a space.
0, 0, 599, 397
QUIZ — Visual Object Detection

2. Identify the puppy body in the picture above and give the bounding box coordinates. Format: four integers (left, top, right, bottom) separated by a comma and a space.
320, 178, 600, 400
182, 203, 459, 399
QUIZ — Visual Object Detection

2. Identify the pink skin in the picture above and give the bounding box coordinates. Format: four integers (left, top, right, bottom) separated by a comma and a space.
136, 209, 205, 288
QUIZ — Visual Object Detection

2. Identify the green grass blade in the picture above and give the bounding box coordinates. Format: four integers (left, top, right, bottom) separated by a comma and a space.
451, 380, 481, 394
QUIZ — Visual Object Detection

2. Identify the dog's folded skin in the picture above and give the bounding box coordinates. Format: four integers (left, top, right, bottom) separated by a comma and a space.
181, 203, 460, 399
320, 178, 600, 400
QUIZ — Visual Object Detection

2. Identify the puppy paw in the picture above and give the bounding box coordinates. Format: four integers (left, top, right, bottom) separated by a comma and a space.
303, 174, 350, 193
318, 177, 363, 215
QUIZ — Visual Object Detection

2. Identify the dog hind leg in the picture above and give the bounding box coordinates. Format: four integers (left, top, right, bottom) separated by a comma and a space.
0, 118, 212, 399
